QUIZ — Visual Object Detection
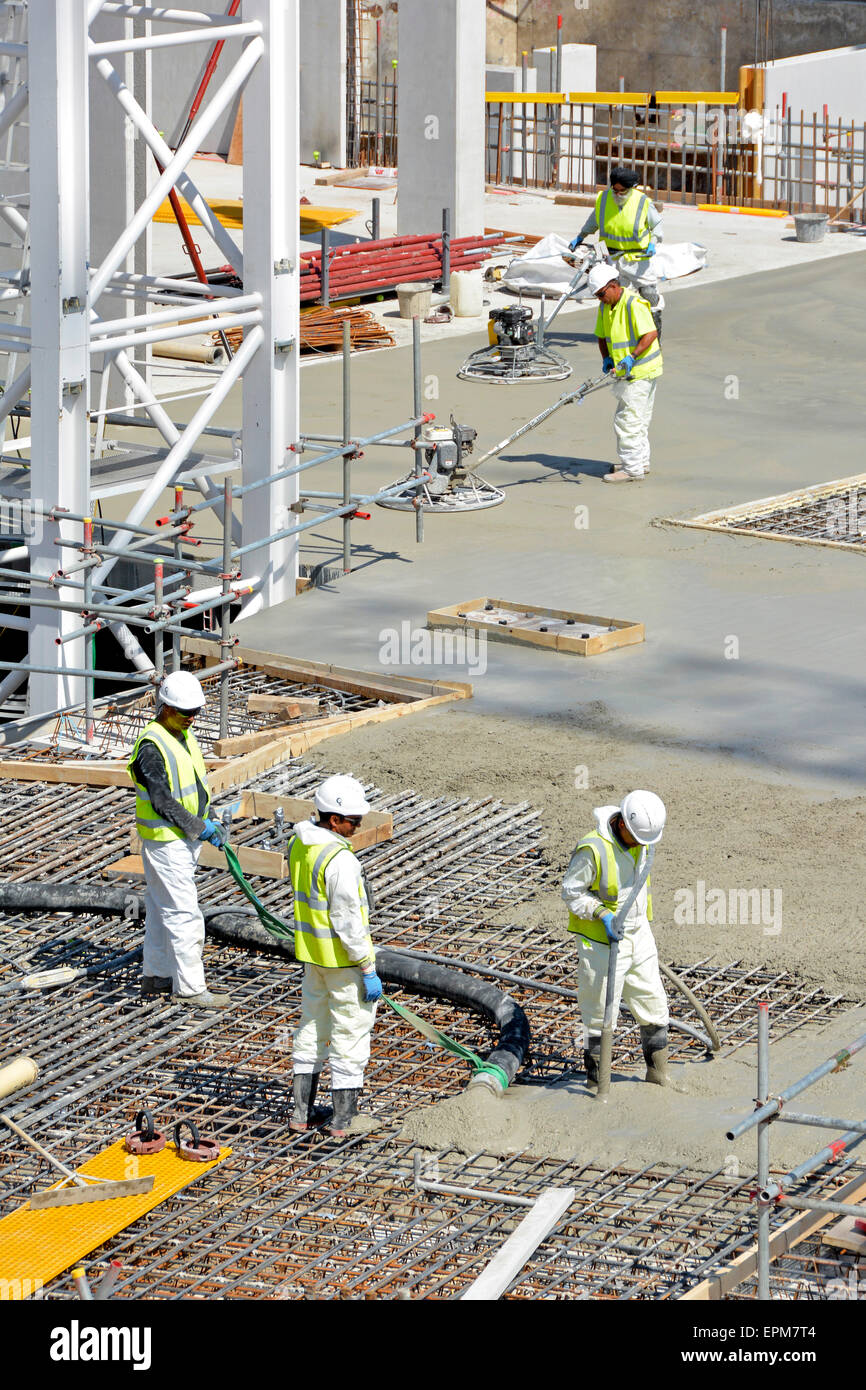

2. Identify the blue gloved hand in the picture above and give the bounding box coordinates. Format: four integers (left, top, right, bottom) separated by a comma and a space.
602, 355, 614, 374
199, 818, 228, 848
599, 910, 624, 943
616, 353, 635, 378
568, 235, 583, 252
645, 240, 656, 256
362, 970, 383, 1002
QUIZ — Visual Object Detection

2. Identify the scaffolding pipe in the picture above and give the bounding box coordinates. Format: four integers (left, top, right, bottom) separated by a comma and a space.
761, 1128, 866, 1204
726, 1027, 866, 1140
756, 1000, 770, 1300
342, 318, 351, 573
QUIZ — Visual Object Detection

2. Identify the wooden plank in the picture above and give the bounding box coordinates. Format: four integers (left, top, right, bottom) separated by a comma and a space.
238, 792, 392, 848
427, 597, 643, 658
211, 723, 303, 757
181, 636, 472, 701
246, 694, 320, 718
821, 1214, 866, 1254
461, 1188, 575, 1301
678, 1173, 866, 1300
129, 832, 286, 880
0, 761, 132, 787
103, 854, 145, 879
226, 94, 243, 165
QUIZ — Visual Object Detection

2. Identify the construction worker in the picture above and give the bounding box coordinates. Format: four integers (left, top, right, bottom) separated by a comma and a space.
562, 790, 671, 1088
588, 262, 662, 484
289, 775, 383, 1138
127, 671, 230, 1009
569, 166, 664, 337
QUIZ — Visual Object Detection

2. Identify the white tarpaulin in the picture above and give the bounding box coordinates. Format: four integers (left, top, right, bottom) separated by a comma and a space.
501, 234, 708, 297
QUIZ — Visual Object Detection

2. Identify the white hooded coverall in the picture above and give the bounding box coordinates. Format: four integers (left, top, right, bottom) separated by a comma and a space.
561, 804, 668, 1042
291, 819, 377, 1089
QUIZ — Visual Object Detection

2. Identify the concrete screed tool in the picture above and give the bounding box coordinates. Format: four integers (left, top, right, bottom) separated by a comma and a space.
0, 1056, 154, 1209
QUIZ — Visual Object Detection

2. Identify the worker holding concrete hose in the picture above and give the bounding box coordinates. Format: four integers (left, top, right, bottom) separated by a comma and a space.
562, 791, 671, 1087
288, 775, 383, 1138
569, 166, 664, 337
127, 671, 230, 1010
589, 262, 663, 484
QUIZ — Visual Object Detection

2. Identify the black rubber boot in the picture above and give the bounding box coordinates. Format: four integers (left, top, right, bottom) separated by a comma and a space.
583, 1034, 601, 1088
328, 1088, 360, 1137
640, 1024, 669, 1086
651, 309, 663, 344
289, 1071, 327, 1132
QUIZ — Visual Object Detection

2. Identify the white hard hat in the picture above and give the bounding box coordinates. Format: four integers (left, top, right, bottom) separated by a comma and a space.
620, 789, 666, 845
587, 264, 620, 295
314, 774, 370, 817
158, 670, 206, 711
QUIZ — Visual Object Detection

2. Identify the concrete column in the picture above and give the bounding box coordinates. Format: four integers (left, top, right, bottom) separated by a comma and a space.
397, 0, 485, 238
299, 0, 346, 167
240, 0, 300, 616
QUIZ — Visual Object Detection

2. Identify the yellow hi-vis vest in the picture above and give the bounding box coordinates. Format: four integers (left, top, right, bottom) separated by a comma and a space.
595, 287, 663, 381
127, 720, 210, 842
289, 834, 373, 969
567, 830, 653, 944
595, 185, 652, 261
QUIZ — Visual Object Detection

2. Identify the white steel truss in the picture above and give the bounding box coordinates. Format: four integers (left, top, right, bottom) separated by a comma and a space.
0, 0, 299, 718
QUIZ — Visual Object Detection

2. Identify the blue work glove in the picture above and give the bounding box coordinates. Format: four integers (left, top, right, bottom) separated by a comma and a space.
599, 910, 624, 943
199, 818, 228, 848
602, 355, 614, 374
568, 235, 583, 252
362, 969, 383, 1002
616, 353, 635, 378
645, 240, 656, 256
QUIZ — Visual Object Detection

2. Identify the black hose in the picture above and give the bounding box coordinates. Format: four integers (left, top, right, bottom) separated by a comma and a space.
0, 885, 529, 1088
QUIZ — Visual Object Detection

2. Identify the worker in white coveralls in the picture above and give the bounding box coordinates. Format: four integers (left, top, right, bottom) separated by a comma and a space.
569, 166, 664, 339
289, 775, 383, 1138
589, 263, 663, 484
561, 790, 671, 1087
127, 671, 230, 1009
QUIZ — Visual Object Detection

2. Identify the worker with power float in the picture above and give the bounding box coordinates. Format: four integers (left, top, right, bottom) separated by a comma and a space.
127, 671, 231, 1009
288, 775, 384, 1138
562, 791, 671, 1088
569, 166, 664, 339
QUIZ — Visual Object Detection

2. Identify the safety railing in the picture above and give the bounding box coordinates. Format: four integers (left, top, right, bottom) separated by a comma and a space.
485, 92, 866, 219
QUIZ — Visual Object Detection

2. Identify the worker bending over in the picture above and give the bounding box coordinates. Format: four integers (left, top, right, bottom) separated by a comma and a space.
562, 790, 671, 1087
289, 775, 383, 1138
589, 263, 663, 484
570, 166, 664, 337
127, 671, 230, 1009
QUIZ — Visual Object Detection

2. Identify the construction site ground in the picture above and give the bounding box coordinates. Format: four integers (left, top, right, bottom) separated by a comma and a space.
3, 165, 866, 1309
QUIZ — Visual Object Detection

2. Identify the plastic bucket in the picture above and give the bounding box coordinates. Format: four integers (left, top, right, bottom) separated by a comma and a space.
450, 269, 484, 317
793, 213, 828, 243
396, 282, 433, 318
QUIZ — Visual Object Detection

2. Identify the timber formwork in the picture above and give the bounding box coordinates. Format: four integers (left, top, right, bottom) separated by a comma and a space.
0, 757, 862, 1299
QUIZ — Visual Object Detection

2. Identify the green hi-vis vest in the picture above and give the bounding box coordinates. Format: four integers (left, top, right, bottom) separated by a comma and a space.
127, 720, 210, 842
288, 835, 373, 969
596, 287, 663, 381
595, 185, 652, 260
567, 830, 653, 944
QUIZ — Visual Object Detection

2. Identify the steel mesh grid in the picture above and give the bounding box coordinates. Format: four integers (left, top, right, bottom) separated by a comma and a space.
663, 477, 866, 553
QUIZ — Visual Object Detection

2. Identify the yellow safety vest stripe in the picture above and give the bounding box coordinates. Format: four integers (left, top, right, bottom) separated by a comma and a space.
596, 187, 652, 257
567, 830, 653, 943
289, 835, 373, 969
127, 720, 210, 842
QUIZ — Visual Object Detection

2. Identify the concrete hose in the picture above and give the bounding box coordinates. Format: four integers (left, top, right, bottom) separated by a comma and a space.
658, 960, 721, 1052
0, 884, 530, 1090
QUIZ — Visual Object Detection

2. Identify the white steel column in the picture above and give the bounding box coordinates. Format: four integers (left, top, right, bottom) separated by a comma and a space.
240, 0, 299, 616
28, 0, 91, 714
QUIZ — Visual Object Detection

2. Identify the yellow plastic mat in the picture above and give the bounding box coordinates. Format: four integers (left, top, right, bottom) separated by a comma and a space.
0, 1138, 230, 1299
153, 195, 357, 233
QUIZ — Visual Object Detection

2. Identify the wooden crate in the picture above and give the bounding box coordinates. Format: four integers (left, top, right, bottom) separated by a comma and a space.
427, 597, 644, 657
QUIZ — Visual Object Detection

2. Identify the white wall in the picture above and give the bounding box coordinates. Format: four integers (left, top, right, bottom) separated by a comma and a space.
532, 44, 596, 188
763, 46, 866, 125
299, 0, 346, 166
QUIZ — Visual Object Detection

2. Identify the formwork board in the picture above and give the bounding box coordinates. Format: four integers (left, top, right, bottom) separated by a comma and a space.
427, 597, 644, 656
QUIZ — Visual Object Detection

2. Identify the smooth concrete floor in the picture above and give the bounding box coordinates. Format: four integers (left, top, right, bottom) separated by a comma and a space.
236, 250, 866, 793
